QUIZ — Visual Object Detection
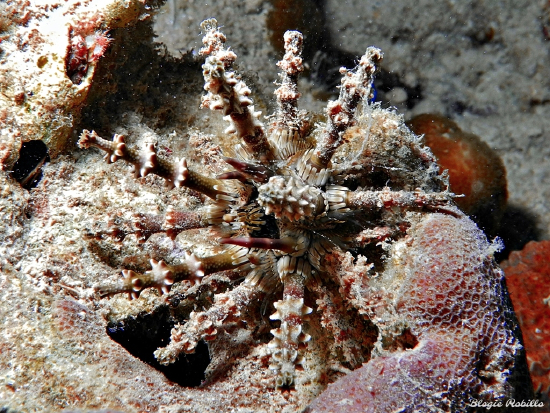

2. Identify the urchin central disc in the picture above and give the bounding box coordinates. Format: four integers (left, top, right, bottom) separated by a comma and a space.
257, 175, 325, 221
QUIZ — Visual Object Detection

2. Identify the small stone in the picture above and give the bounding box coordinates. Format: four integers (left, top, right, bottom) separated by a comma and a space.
407, 113, 507, 235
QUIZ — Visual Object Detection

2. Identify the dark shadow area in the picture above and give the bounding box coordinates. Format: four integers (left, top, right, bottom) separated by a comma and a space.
267, 0, 357, 96
0, 408, 20, 413
10, 140, 49, 190
495, 205, 540, 262
375, 69, 423, 110
76, 19, 204, 139
106, 305, 210, 387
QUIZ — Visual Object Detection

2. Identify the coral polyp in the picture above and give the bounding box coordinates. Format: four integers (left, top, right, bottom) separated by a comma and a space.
66, 29, 112, 85
78, 18, 527, 402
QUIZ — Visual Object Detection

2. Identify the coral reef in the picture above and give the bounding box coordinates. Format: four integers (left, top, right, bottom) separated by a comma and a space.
0, 0, 152, 169
0, 1, 540, 411
407, 113, 508, 235
77, 17, 529, 410
501, 241, 550, 402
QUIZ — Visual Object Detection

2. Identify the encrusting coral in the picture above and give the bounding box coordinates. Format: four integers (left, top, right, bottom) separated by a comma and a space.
76, 18, 530, 411
306, 213, 529, 412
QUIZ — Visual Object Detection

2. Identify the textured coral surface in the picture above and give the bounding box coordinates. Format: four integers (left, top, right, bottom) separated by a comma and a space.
0, 0, 152, 168
306, 212, 527, 412
501, 241, 550, 400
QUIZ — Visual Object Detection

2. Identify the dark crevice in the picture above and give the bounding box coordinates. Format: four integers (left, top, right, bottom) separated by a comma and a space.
11, 140, 50, 189
381, 328, 419, 352
495, 205, 540, 262
106, 305, 210, 387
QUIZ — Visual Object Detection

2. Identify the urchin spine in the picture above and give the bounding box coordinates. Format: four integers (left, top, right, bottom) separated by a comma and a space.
269, 259, 313, 387
199, 18, 273, 161
78, 130, 226, 198
312, 47, 382, 168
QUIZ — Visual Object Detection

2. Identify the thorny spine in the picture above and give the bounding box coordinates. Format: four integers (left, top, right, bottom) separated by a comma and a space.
78, 130, 226, 198
311, 47, 382, 169
199, 18, 273, 162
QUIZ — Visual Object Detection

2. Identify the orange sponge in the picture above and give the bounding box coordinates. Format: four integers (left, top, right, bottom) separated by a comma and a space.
407, 113, 507, 235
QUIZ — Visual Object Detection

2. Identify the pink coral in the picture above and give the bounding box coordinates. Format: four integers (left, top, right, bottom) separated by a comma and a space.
306, 212, 529, 412
501, 240, 550, 398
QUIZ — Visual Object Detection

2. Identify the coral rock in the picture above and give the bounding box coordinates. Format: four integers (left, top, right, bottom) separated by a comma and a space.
0, 0, 152, 169
501, 240, 550, 399
64, 15, 527, 412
